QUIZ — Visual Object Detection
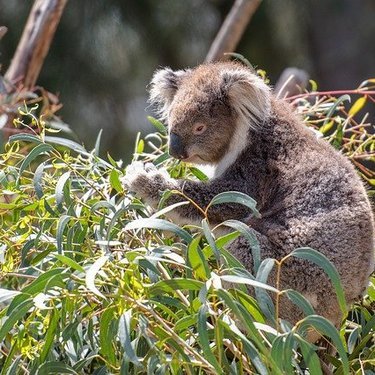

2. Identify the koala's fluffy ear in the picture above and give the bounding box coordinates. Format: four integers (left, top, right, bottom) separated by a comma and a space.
149, 68, 189, 122
220, 68, 271, 128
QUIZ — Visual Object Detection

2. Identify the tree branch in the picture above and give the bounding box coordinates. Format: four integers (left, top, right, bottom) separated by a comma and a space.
205, 0, 262, 63
4, 0, 68, 91
274, 67, 309, 98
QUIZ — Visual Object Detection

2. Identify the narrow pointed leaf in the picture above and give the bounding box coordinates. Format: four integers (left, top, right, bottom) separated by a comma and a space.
348, 96, 366, 117
150, 278, 204, 295
85, 255, 109, 299
125, 218, 193, 243
289, 247, 346, 314
207, 191, 260, 218
197, 305, 222, 373
18, 143, 53, 181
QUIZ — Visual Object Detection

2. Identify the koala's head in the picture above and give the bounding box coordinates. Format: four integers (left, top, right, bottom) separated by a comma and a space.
149, 62, 271, 165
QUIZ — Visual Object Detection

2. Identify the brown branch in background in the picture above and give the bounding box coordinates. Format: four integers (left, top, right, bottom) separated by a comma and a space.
4, 0, 68, 91
0, 27, 8, 94
205, 0, 262, 63
275, 67, 310, 98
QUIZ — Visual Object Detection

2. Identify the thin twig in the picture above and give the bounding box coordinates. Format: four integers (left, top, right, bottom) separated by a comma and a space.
288, 90, 375, 102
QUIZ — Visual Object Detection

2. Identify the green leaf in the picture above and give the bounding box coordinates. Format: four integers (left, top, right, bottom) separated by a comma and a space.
309, 79, 318, 92
332, 123, 344, 149
136, 139, 145, 153
296, 335, 322, 375
109, 169, 123, 193
8, 268, 65, 314
17, 143, 53, 182
37, 361, 77, 375
207, 191, 260, 218
202, 218, 220, 263
55, 171, 71, 208
298, 315, 349, 374
254, 258, 276, 320
197, 305, 223, 374
147, 116, 167, 134
125, 218, 193, 243
85, 255, 109, 299
9, 133, 42, 144
348, 96, 367, 117
322, 94, 351, 127
45, 136, 87, 154
56, 215, 72, 254
33, 162, 45, 198
118, 310, 141, 366
2, 356, 21, 375
54, 254, 85, 273
0, 300, 33, 343
175, 314, 198, 332
271, 333, 295, 374
222, 219, 261, 273
270, 335, 285, 370
189, 166, 208, 181
152, 200, 189, 219
283, 289, 315, 316
150, 278, 204, 295
94, 129, 103, 156
288, 247, 347, 314
40, 309, 59, 363
217, 289, 281, 374
220, 275, 278, 293
91, 201, 116, 214
100, 307, 117, 364
187, 236, 210, 279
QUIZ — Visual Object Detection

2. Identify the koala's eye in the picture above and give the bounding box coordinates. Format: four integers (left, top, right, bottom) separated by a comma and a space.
192, 123, 207, 135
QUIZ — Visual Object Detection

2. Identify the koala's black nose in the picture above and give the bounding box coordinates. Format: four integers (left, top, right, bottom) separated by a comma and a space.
169, 132, 187, 160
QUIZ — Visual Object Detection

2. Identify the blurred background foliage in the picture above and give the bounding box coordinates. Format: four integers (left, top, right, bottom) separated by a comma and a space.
1, 0, 374, 161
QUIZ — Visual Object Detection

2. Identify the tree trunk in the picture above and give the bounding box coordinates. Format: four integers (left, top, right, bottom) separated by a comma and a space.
5, 0, 68, 91
205, 0, 262, 63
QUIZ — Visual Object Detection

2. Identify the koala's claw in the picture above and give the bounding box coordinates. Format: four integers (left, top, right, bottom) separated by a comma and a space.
122, 161, 171, 206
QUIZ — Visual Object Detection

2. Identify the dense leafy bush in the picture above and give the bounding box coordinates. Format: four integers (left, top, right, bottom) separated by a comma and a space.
0, 82, 374, 374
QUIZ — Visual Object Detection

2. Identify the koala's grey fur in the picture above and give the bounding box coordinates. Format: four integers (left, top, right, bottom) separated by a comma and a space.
125, 61, 374, 341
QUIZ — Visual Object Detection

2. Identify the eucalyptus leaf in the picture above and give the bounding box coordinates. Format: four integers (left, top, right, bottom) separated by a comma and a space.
85, 255, 109, 299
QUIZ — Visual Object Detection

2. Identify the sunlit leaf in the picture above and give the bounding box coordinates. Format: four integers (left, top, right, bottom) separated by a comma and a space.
109, 168, 123, 193
85, 255, 109, 299
125, 218, 193, 243
0, 288, 21, 304
150, 278, 204, 295
45, 135, 87, 154
118, 309, 142, 366
348, 96, 367, 117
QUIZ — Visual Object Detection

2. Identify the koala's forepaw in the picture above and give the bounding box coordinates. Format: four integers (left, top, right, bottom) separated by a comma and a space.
123, 161, 171, 207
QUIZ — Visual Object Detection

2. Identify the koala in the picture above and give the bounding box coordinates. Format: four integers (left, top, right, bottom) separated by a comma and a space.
125, 61, 375, 340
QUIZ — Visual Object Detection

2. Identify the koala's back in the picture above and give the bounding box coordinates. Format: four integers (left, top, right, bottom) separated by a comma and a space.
233, 98, 374, 329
